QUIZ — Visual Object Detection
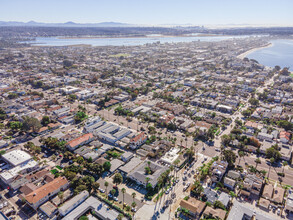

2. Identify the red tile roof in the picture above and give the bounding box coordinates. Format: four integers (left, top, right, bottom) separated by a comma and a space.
67, 133, 94, 148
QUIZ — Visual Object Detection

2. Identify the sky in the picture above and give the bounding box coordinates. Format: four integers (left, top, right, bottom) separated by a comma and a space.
0, 0, 292, 26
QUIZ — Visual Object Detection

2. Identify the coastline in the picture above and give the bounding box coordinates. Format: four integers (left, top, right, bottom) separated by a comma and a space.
57, 34, 227, 40
237, 43, 273, 59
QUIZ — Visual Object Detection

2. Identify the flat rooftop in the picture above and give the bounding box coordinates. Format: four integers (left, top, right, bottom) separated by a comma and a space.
2, 150, 32, 166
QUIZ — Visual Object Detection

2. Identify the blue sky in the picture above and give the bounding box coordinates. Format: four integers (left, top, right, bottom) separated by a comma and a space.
0, 0, 292, 26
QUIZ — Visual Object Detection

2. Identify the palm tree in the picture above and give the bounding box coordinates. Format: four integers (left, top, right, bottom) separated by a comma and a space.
147, 161, 151, 168
145, 177, 150, 185
255, 158, 261, 169
282, 161, 288, 173
238, 151, 245, 166
121, 188, 126, 209
132, 192, 136, 203
104, 181, 109, 197
268, 158, 275, 179
58, 191, 64, 204
132, 201, 136, 209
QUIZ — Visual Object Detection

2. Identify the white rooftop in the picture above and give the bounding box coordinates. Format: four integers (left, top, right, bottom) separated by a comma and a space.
2, 150, 32, 166
0, 160, 38, 182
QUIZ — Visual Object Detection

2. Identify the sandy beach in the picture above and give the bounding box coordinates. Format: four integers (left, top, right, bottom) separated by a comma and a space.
237, 43, 273, 59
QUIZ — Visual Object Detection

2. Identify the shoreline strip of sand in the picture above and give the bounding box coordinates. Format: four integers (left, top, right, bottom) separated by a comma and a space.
237, 43, 273, 59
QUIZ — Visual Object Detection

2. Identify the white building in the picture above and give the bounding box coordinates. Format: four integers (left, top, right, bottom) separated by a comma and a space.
0, 160, 39, 184
58, 190, 89, 217
160, 148, 180, 165
2, 150, 32, 167
76, 90, 97, 100
59, 86, 80, 94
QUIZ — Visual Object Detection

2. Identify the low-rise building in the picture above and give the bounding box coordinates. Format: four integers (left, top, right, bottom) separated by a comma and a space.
67, 133, 94, 151
0, 160, 39, 184
129, 132, 147, 150
121, 151, 134, 162
25, 177, 69, 209
62, 196, 122, 220
1, 149, 32, 167
59, 190, 89, 217
243, 174, 263, 196
128, 160, 167, 187
203, 206, 226, 220
210, 161, 228, 183
179, 198, 206, 219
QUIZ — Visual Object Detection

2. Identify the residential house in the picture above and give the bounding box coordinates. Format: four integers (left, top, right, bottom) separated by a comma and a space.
280, 131, 290, 144
129, 132, 147, 150
121, 151, 134, 163
210, 161, 228, 183
25, 177, 69, 209
179, 198, 206, 219
67, 133, 94, 151
59, 190, 89, 217
203, 207, 226, 220
243, 174, 263, 196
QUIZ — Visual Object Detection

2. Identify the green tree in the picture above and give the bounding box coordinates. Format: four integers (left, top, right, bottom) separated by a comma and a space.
103, 161, 111, 171
92, 182, 100, 193
64, 170, 76, 181
238, 151, 245, 166
132, 192, 136, 203
104, 181, 109, 197
0, 107, 7, 120
117, 214, 124, 220
113, 173, 123, 186
282, 161, 288, 174
63, 59, 73, 68
255, 158, 261, 169
266, 144, 281, 161
74, 111, 87, 123
58, 191, 64, 204
214, 200, 225, 210
222, 149, 236, 167
22, 116, 42, 133
121, 188, 126, 209
9, 121, 23, 131
191, 180, 204, 197
41, 116, 50, 126
110, 188, 116, 197
248, 98, 259, 106
277, 120, 293, 131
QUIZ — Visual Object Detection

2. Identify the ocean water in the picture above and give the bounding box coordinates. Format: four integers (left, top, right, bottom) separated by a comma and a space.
247, 39, 293, 68
26, 35, 248, 47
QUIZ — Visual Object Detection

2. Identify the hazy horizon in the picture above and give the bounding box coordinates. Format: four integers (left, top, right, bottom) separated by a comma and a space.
0, 0, 292, 26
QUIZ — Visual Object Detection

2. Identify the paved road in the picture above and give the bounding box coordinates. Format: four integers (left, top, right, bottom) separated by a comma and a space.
237, 154, 293, 186
135, 153, 207, 220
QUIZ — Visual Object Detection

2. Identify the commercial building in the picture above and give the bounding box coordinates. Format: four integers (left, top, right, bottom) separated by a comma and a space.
0, 160, 39, 184
1, 150, 32, 167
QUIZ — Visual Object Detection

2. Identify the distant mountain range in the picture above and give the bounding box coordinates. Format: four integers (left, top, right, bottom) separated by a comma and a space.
0, 21, 133, 27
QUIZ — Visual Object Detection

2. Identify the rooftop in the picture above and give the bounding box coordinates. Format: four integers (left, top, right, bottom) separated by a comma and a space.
2, 150, 32, 166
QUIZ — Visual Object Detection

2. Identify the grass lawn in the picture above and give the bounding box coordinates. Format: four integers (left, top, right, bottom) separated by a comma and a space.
107, 148, 124, 158
56, 165, 63, 170
290, 73, 293, 78
51, 169, 58, 174
109, 53, 130, 58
